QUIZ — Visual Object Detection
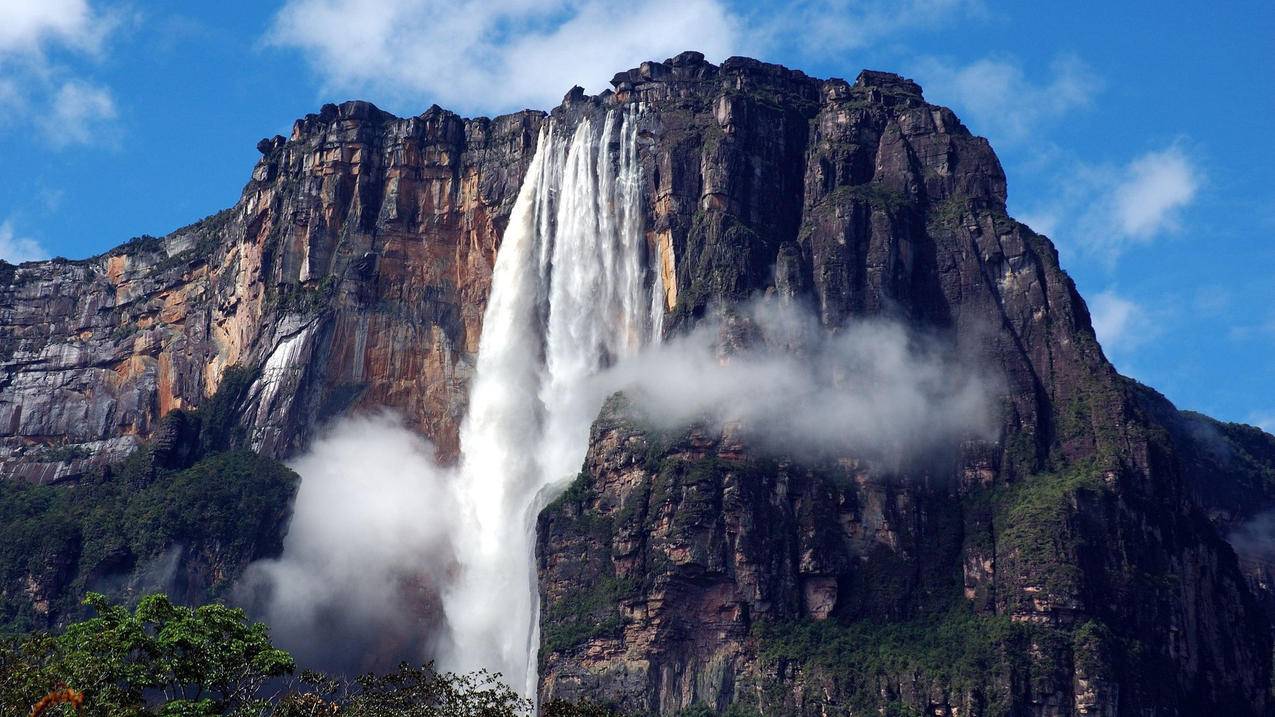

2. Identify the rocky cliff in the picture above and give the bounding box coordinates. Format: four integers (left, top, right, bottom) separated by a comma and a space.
2, 51, 1274, 715
0, 101, 542, 480
532, 54, 1275, 716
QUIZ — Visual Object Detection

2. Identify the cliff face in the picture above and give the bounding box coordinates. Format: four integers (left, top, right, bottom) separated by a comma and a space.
2, 51, 1274, 715
533, 54, 1275, 716
0, 101, 542, 481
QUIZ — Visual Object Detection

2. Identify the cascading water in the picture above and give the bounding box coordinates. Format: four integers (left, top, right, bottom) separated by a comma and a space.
443, 105, 659, 697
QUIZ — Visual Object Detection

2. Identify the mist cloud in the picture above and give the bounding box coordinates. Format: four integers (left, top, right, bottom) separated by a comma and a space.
597, 299, 1000, 466
0, 219, 50, 263
239, 412, 458, 674
1229, 510, 1275, 571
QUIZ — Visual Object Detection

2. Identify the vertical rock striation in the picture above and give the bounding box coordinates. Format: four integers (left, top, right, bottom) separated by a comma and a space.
0, 103, 543, 479
534, 53, 1275, 716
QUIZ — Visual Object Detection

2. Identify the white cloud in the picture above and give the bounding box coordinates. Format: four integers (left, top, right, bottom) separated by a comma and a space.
1228, 313, 1275, 342
240, 300, 999, 675
751, 0, 975, 57
42, 78, 116, 147
1111, 146, 1198, 238
0, 0, 121, 148
913, 54, 1099, 146
1019, 144, 1202, 262
0, 0, 105, 56
1250, 413, 1275, 434
1016, 209, 1059, 240
268, 0, 985, 114
0, 76, 19, 103
1088, 289, 1149, 355
598, 298, 1000, 464
268, 0, 742, 114
0, 220, 50, 263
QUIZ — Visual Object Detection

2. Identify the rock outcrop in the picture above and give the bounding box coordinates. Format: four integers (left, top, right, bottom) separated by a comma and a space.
2, 51, 1274, 715
0, 102, 543, 480
533, 53, 1275, 716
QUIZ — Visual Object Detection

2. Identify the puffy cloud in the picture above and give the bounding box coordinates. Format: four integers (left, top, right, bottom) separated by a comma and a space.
1111, 146, 1199, 238
0, 220, 49, 263
1229, 313, 1275, 342
0, 0, 106, 56
267, 0, 986, 115
751, 0, 975, 57
267, 0, 742, 114
1019, 144, 1202, 262
0, 0, 122, 148
240, 300, 1000, 678
238, 412, 459, 674
913, 54, 1099, 146
42, 78, 117, 147
1088, 289, 1152, 356
597, 298, 1001, 466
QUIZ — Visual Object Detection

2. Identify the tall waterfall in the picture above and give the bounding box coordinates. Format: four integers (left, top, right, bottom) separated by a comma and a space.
444, 106, 660, 696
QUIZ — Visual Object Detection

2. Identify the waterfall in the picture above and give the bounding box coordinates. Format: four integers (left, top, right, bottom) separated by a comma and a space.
444, 106, 658, 697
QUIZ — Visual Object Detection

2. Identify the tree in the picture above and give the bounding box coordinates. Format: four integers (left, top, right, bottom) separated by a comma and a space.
2, 592, 622, 716
275, 664, 532, 717
2, 592, 294, 716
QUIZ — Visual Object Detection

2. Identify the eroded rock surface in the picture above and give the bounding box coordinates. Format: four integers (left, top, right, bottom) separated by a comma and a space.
0, 102, 543, 479
535, 53, 1275, 716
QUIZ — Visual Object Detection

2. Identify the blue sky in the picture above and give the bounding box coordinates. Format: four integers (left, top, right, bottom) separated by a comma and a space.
0, 0, 1271, 429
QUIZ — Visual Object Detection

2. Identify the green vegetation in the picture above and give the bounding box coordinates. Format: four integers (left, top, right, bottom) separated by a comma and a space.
281, 664, 530, 717
720, 78, 820, 115
187, 364, 259, 456
1, 592, 559, 717
2, 593, 293, 716
753, 607, 1062, 714
0, 363, 294, 633
545, 470, 594, 515
541, 701, 628, 717
1181, 410, 1275, 499
111, 320, 140, 342
89, 208, 238, 274
826, 183, 910, 213
1071, 619, 1115, 676
0, 450, 298, 632
993, 460, 1105, 595
115, 234, 166, 255
927, 196, 969, 229
671, 209, 764, 321
38, 445, 93, 463
540, 575, 638, 658
1001, 429, 1040, 476
268, 275, 339, 315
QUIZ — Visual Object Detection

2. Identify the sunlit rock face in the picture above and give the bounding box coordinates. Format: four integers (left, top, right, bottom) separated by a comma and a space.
3, 50, 1275, 716
0, 102, 542, 477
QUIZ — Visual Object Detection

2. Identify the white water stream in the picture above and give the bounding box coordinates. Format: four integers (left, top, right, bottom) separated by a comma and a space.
443, 106, 660, 696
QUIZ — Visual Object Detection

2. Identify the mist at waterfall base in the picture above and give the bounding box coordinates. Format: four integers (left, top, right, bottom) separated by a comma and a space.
237, 412, 457, 675
237, 300, 997, 680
